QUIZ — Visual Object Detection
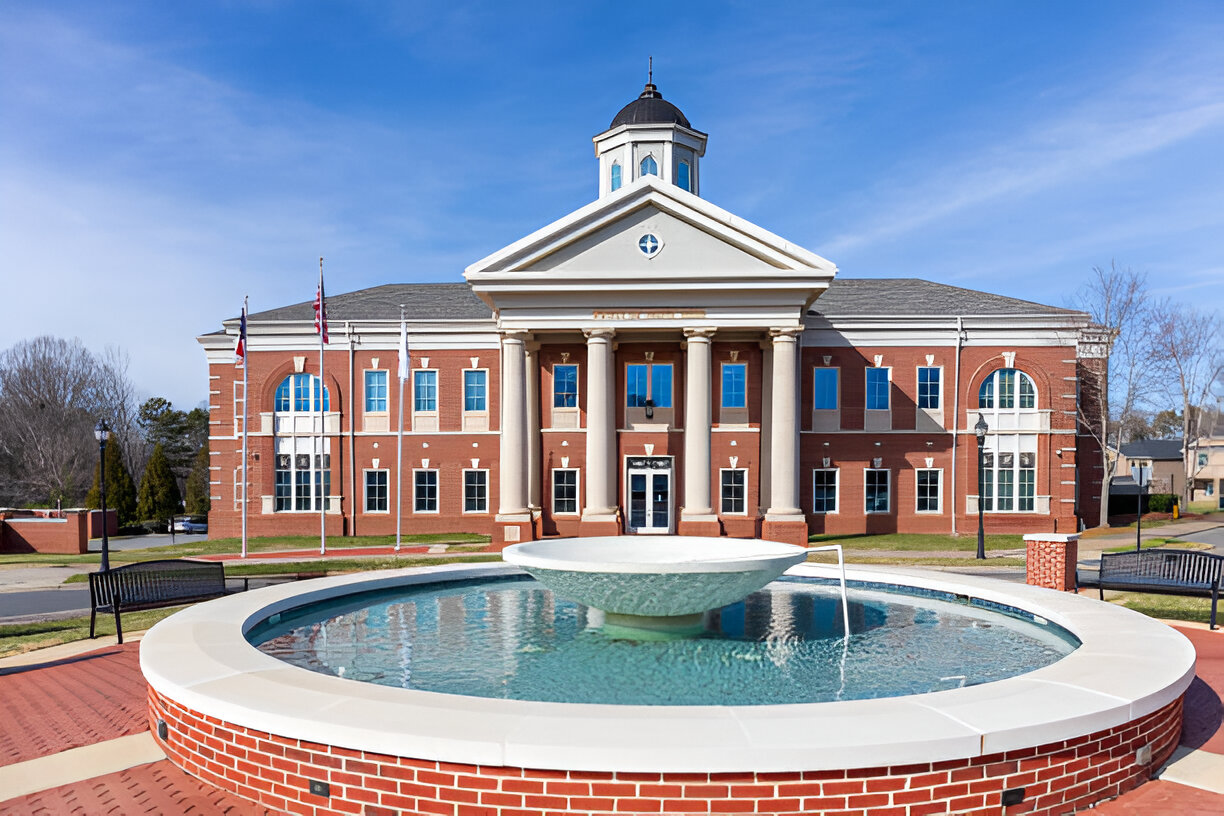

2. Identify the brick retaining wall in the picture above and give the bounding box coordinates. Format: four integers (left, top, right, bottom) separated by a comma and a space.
149, 685, 1183, 816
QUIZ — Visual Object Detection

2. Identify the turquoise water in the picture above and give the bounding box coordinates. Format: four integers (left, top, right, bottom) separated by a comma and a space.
249, 576, 1079, 706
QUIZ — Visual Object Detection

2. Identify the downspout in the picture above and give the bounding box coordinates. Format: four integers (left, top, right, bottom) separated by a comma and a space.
951, 316, 963, 536
348, 322, 356, 537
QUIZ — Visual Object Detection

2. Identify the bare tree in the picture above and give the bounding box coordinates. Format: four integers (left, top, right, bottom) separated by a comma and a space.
1072, 262, 1157, 527
0, 336, 102, 505
1148, 302, 1224, 506
96, 346, 147, 479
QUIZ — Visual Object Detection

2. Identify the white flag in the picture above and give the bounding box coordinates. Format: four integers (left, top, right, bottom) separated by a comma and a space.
397, 319, 410, 380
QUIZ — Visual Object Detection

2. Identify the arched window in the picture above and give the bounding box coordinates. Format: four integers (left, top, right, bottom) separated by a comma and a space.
976, 368, 1039, 513
640, 155, 658, 177
610, 162, 622, 192
275, 373, 331, 413
978, 368, 1035, 410
676, 160, 691, 192
273, 373, 331, 511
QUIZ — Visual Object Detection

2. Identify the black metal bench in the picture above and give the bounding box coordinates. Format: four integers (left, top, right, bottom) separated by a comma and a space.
1094, 549, 1222, 630
88, 559, 228, 643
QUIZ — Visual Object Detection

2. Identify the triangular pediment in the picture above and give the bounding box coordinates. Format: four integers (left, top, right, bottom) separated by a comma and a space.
464, 176, 837, 331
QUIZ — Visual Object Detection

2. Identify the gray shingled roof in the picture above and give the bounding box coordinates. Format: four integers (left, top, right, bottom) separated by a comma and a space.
1119, 438, 1184, 460
247, 283, 491, 322
235, 277, 1081, 327
809, 278, 1084, 318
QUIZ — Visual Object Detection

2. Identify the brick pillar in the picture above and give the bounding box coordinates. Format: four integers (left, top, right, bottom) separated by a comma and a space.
1024, 533, 1080, 591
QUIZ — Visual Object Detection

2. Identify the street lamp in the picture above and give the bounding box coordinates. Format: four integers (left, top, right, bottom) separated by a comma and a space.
975, 413, 989, 560
1131, 465, 1150, 552
94, 420, 111, 572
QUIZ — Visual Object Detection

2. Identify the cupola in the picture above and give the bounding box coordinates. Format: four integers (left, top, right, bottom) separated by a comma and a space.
593, 73, 708, 198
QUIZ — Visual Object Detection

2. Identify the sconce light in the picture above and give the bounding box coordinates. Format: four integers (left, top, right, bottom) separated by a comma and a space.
644, 398, 655, 419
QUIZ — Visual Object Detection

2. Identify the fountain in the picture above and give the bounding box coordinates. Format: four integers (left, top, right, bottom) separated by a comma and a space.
141, 536, 1196, 815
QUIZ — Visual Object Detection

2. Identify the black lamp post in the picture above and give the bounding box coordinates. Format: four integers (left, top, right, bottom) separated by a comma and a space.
1131, 465, 1150, 552
94, 420, 111, 572
975, 413, 989, 560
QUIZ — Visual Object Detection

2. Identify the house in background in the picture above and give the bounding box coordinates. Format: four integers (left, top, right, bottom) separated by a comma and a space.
1189, 410, 1224, 507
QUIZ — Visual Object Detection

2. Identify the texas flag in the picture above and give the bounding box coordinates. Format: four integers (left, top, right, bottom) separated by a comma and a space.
235, 297, 248, 366
313, 269, 329, 344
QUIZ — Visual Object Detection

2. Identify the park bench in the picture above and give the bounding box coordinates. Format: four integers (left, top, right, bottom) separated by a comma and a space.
1093, 549, 1221, 630
89, 559, 228, 644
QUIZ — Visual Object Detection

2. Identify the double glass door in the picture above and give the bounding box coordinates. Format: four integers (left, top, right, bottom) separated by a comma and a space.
626, 457, 671, 534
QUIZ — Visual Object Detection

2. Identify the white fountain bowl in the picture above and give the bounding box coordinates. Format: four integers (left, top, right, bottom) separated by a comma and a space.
501, 536, 809, 617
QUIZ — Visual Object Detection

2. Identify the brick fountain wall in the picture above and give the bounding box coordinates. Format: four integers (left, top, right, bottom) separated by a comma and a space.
149, 686, 1183, 816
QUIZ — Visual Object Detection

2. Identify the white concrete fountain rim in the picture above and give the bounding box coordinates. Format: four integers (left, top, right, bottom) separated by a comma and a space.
140, 561, 1196, 774
501, 535, 809, 574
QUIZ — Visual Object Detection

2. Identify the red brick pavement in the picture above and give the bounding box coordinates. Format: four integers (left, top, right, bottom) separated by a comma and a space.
1086, 779, 1224, 814
0, 641, 148, 766
2, 759, 273, 815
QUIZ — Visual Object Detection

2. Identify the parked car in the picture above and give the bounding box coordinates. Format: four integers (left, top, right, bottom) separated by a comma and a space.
182, 517, 208, 534
171, 515, 191, 533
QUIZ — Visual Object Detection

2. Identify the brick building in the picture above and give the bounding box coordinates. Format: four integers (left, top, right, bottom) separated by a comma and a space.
199, 82, 1103, 546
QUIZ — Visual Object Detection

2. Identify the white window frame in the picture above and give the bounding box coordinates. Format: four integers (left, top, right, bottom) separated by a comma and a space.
413, 468, 439, 514
915, 468, 943, 514
462, 469, 489, 514
865, 367, 891, 411
463, 368, 488, 413
719, 468, 748, 515
917, 366, 942, 411
552, 468, 580, 515
233, 379, 245, 437
812, 468, 839, 514
364, 369, 389, 414
865, 468, 891, 514
233, 467, 244, 512
364, 468, 389, 514
413, 369, 439, 414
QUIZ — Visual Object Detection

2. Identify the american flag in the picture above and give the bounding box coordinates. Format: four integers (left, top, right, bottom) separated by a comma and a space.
313, 272, 329, 344
234, 297, 247, 366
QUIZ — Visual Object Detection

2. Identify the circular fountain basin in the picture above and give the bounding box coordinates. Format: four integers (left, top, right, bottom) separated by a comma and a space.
141, 562, 1196, 815
501, 535, 809, 619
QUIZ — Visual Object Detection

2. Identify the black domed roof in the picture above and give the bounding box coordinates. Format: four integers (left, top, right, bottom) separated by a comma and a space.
610, 83, 691, 129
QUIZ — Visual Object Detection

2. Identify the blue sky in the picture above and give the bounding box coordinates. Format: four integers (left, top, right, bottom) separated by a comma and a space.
2, 1, 1222, 410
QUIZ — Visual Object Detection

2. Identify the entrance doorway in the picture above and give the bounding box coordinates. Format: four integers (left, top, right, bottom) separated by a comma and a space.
626, 456, 672, 534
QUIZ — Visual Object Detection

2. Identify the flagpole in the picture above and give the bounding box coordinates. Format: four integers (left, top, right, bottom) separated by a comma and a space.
241, 296, 249, 559
318, 257, 327, 557
396, 304, 406, 552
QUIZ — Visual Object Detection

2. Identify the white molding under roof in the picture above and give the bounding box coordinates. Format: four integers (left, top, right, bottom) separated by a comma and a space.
465, 176, 837, 332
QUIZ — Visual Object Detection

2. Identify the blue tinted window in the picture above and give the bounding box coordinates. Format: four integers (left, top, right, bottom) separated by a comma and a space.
464, 370, 487, 412
554, 364, 578, 408
651, 364, 672, 407
610, 163, 622, 191
677, 161, 690, 191
626, 365, 648, 407
866, 368, 890, 410
918, 367, 940, 410
722, 364, 746, 409
365, 370, 387, 412
277, 373, 329, 413
640, 155, 657, 176
414, 370, 437, 412
814, 368, 838, 410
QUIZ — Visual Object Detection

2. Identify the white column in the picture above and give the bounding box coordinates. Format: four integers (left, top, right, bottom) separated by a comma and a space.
758, 337, 773, 516
497, 331, 529, 518
583, 328, 618, 518
767, 328, 803, 518
683, 328, 717, 519
525, 343, 541, 513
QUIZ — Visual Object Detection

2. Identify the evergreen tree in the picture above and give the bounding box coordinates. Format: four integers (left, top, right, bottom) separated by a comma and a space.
137, 443, 182, 522
183, 444, 211, 515
85, 437, 138, 525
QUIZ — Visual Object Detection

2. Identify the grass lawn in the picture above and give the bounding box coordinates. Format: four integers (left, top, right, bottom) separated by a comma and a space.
1099, 590, 1219, 626
808, 532, 1025, 552
1100, 537, 1200, 554
62, 553, 502, 583
1187, 501, 1221, 515
0, 532, 490, 568
0, 606, 187, 659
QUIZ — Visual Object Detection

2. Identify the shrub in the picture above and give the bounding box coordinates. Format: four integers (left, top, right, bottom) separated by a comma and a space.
1147, 493, 1179, 513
